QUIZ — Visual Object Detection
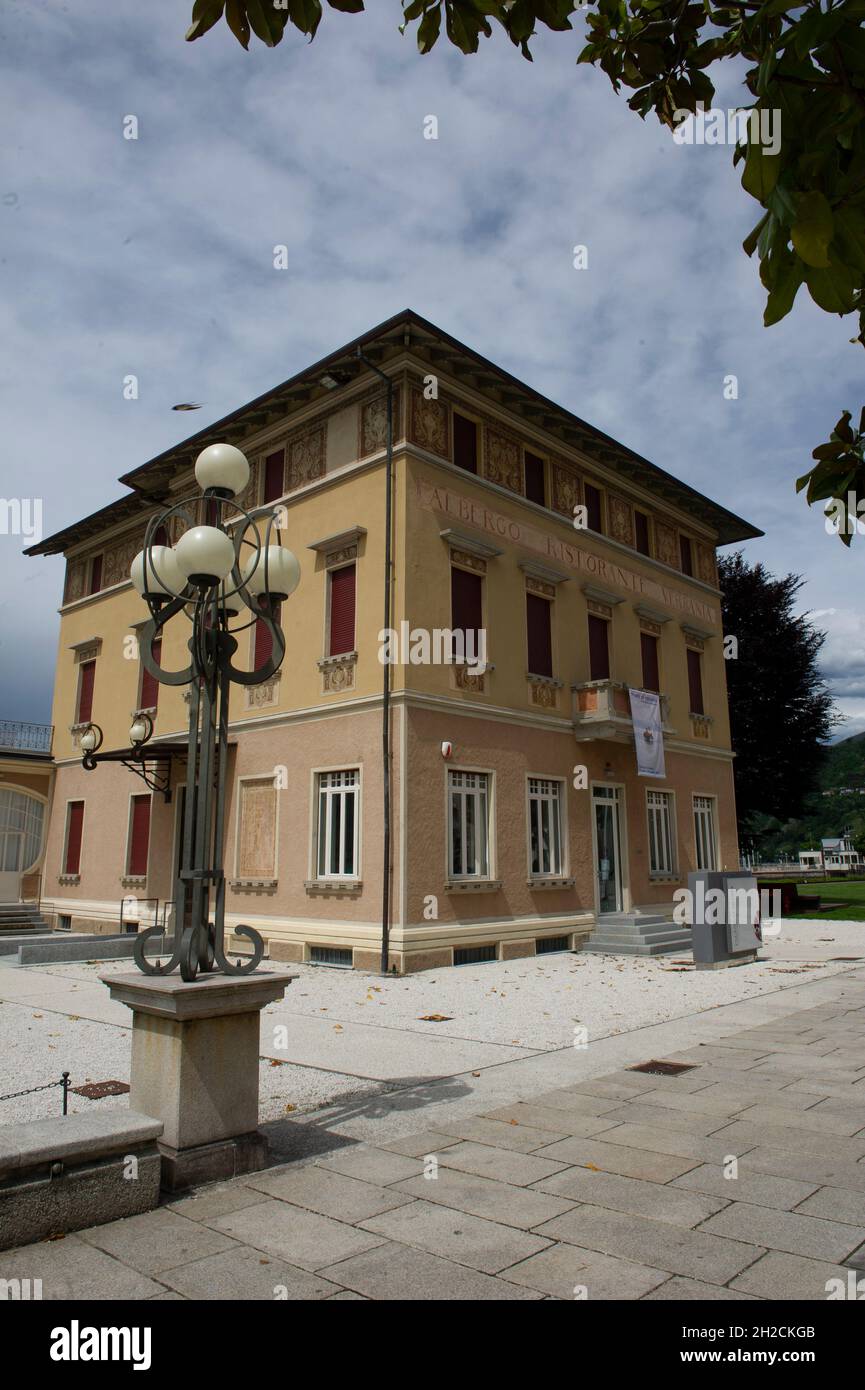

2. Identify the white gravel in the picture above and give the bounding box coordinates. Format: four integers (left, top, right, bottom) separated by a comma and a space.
1, 918, 862, 1125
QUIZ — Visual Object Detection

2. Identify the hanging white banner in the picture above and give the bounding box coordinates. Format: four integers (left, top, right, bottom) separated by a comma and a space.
629, 688, 666, 779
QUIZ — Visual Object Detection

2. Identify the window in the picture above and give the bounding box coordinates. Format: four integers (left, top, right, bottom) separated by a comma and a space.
0, 790, 44, 874
237, 777, 278, 879
694, 795, 718, 871
451, 566, 483, 662
528, 778, 563, 877
634, 510, 651, 556
526, 593, 553, 678
127, 795, 151, 877
328, 564, 356, 656
88, 555, 103, 595
524, 451, 546, 506
139, 638, 161, 711
588, 614, 610, 681
64, 801, 84, 875
687, 647, 704, 714
254, 600, 281, 668
680, 535, 693, 576
316, 770, 359, 879
263, 449, 285, 504
77, 660, 95, 725
640, 631, 660, 693
448, 769, 490, 879
584, 483, 603, 534
453, 412, 478, 474
647, 790, 676, 875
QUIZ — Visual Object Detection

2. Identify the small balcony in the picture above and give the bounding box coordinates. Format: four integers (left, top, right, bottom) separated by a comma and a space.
0, 720, 54, 755
571, 680, 673, 743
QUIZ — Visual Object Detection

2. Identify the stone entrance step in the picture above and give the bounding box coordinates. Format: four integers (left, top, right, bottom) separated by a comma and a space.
583, 912, 693, 957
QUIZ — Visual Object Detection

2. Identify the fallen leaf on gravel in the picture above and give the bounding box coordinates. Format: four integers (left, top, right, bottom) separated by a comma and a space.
32, 1013, 42, 1018
333, 1025, 343, 1031
584, 1163, 601, 1171
284, 1104, 296, 1113
269, 1059, 284, 1067
419, 1014, 452, 1022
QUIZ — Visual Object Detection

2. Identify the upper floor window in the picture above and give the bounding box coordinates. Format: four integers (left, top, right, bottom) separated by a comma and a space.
77, 660, 95, 725
687, 647, 704, 715
528, 777, 563, 877
524, 451, 546, 507
328, 564, 356, 656
680, 535, 694, 576
526, 593, 553, 679
588, 614, 610, 682
88, 555, 103, 595
584, 483, 603, 534
263, 449, 285, 505
453, 412, 478, 474
451, 566, 483, 663
315, 769, 359, 879
64, 801, 84, 876
448, 769, 490, 879
640, 631, 660, 693
634, 510, 651, 557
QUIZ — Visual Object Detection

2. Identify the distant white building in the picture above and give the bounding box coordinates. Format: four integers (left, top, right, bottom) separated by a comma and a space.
799, 836, 862, 872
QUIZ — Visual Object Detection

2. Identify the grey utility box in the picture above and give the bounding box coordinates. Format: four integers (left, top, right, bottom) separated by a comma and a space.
687, 871, 762, 970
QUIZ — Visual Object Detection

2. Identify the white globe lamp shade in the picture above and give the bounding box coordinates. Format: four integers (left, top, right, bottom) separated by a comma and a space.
218, 586, 245, 617
242, 545, 300, 600
130, 717, 149, 745
80, 726, 98, 753
131, 545, 185, 599
174, 526, 236, 587
195, 443, 250, 498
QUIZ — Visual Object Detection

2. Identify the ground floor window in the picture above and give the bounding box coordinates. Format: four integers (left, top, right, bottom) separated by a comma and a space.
126, 794, 151, 877
0, 789, 44, 873
316, 769, 359, 879
647, 789, 676, 875
694, 795, 718, 871
528, 777, 563, 876
448, 769, 490, 879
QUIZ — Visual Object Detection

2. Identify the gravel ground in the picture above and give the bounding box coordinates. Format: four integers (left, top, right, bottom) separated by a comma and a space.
1, 918, 862, 1125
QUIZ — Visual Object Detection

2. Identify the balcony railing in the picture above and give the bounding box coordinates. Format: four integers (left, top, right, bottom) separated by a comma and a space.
572, 680, 673, 743
0, 720, 54, 754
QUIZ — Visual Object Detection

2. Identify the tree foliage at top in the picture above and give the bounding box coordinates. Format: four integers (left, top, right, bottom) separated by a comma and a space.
719, 551, 837, 830
185, 1, 865, 535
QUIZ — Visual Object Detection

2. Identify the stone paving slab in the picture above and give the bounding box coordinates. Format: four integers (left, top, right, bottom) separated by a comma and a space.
436, 1139, 569, 1186
498, 1242, 670, 1300
358, 1197, 552, 1274
432, 1114, 576, 1152
794, 1185, 865, 1226
244, 1165, 416, 1223
317, 1240, 545, 1300
0, 1233, 166, 1299
530, 1133, 700, 1183
77, 1209, 238, 1275
531, 1165, 728, 1227
728, 1249, 858, 1300
158, 1245, 341, 1300
670, 1163, 819, 1212
393, 1166, 578, 1230
208, 1197, 388, 1271
643, 1276, 759, 1301
699, 1202, 865, 1264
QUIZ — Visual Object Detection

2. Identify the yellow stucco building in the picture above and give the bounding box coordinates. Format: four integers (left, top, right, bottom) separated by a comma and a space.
27, 310, 761, 971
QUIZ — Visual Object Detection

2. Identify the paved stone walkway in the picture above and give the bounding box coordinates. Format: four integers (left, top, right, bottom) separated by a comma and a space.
4, 968, 865, 1300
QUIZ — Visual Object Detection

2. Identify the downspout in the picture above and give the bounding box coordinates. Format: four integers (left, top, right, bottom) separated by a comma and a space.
357, 346, 393, 974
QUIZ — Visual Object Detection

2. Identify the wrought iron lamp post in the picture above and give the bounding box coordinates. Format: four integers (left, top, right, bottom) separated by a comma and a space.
81, 442, 299, 982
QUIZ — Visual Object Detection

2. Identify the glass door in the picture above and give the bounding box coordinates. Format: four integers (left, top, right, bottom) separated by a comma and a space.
593, 785, 623, 914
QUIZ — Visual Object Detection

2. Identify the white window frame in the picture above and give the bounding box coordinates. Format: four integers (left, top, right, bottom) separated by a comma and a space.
646, 788, 677, 877
693, 794, 718, 871
526, 776, 565, 878
447, 767, 493, 880
312, 767, 361, 881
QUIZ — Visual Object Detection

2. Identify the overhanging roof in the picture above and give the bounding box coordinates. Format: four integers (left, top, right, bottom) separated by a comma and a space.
27, 309, 763, 556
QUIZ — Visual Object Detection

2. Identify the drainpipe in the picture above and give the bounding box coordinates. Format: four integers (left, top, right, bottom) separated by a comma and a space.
357, 346, 393, 974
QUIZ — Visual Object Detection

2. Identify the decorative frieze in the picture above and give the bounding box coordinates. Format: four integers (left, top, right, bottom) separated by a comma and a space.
608, 494, 634, 548
696, 542, 717, 587
244, 672, 281, 710
528, 677, 560, 709
450, 548, 486, 575
410, 388, 449, 458
586, 598, 613, 621
483, 427, 521, 494
639, 618, 662, 638
551, 462, 580, 518
360, 388, 402, 457
654, 520, 679, 569
691, 713, 712, 739
287, 425, 326, 492
453, 664, 485, 694
318, 652, 357, 694
64, 558, 88, 605
526, 575, 555, 599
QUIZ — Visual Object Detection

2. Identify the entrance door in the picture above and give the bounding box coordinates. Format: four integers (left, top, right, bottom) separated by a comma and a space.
0, 832, 23, 902
593, 785, 623, 915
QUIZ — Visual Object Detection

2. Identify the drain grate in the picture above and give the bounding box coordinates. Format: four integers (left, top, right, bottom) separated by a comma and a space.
537, 935, 571, 955
72, 1080, 130, 1100
454, 944, 497, 966
628, 1060, 697, 1077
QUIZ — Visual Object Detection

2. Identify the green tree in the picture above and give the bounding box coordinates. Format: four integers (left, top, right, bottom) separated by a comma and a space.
185, 1, 865, 529
719, 551, 837, 832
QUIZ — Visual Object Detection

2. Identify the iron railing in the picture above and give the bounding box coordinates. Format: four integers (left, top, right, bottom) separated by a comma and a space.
0, 720, 54, 754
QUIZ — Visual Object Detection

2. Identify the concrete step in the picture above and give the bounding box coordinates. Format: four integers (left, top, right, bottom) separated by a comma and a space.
583, 911, 692, 958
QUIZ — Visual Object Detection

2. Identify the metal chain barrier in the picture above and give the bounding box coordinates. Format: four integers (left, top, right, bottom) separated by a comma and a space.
0, 1071, 70, 1113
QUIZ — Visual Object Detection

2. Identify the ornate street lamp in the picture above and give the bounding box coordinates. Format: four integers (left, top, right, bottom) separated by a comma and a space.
81, 442, 299, 981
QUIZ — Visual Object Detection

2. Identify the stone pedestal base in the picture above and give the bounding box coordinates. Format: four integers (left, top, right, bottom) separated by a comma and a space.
103, 971, 295, 1192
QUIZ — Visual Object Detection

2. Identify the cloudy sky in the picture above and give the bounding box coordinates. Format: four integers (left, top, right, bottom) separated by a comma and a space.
2, 1, 863, 736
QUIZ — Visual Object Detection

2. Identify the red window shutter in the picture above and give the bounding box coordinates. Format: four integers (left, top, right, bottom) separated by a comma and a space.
588, 614, 610, 681
263, 450, 285, 504
584, 484, 603, 534
524, 452, 545, 506
452, 413, 478, 474
329, 565, 356, 656
65, 802, 84, 875
128, 796, 151, 876
139, 639, 161, 711
641, 632, 660, 692
254, 600, 281, 667
526, 593, 553, 677
77, 661, 95, 724
680, 535, 693, 576
89, 555, 103, 594
634, 511, 650, 556
687, 648, 704, 714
